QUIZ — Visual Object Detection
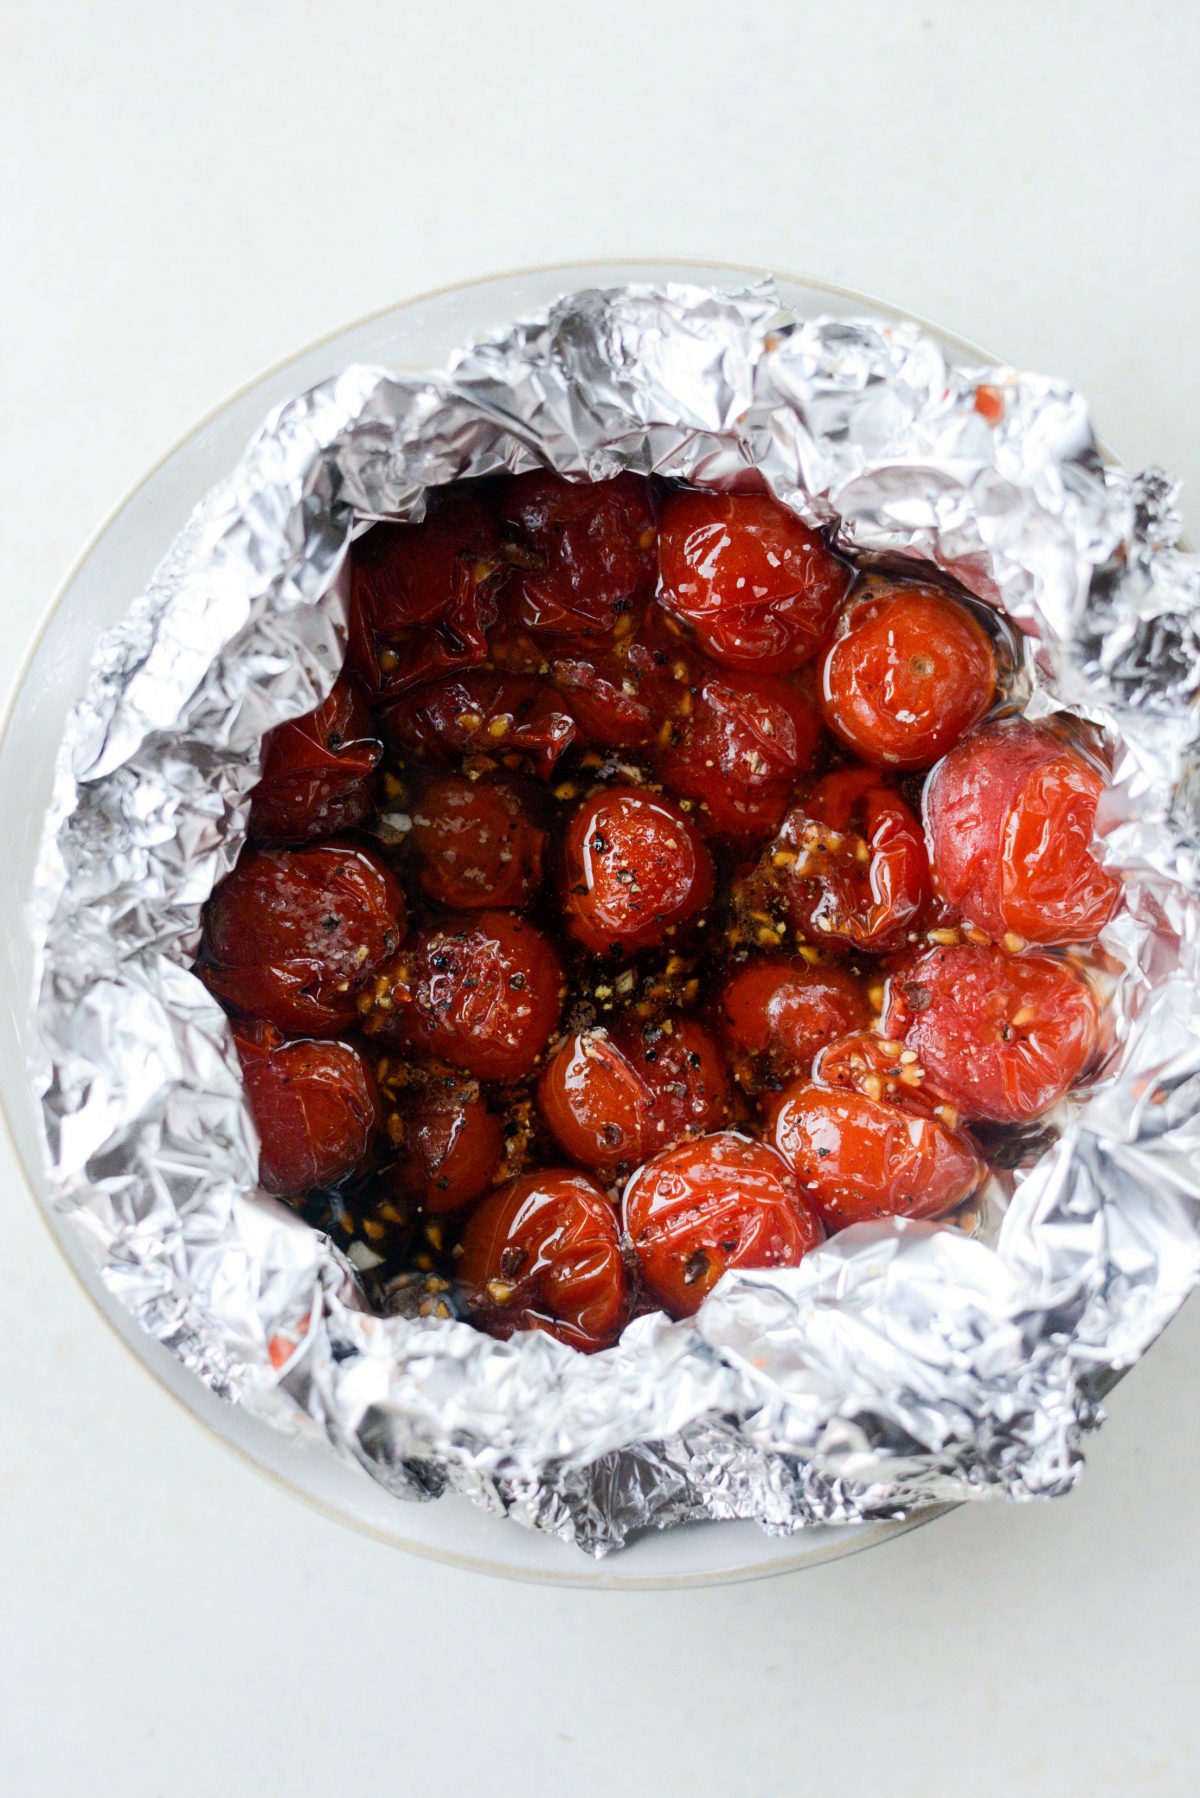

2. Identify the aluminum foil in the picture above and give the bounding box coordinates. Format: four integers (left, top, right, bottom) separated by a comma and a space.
31, 282, 1200, 1554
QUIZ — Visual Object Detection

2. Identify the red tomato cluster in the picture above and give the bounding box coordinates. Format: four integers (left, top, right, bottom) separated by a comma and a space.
199, 472, 1119, 1354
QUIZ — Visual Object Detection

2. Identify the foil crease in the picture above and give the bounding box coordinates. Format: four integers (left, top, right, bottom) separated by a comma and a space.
30, 282, 1200, 1554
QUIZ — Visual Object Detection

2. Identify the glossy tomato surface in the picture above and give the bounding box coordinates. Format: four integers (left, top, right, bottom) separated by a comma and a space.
776, 768, 930, 952
377, 911, 564, 1080
819, 581, 997, 769
500, 472, 657, 643
539, 1014, 729, 1175
882, 942, 1099, 1123
717, 955, 872, 1090
657, 491, 849, 672
457, 1170, 628, 1351
203, 842, 405, 1034
411, 774, 546, 909
381, 670, 576, 780
348, 483, 503, 696
767, 1081, 983, 1230
548, 619, 693, 751
623, 1131, 823, 1317
385, 1084, 504, 1215
925, 719, 1120, 944
249, 675, 381, 843
234, 1021, 379, 1196
655, 671, 822, 838
812, 1028, 947, 1120
562, 784, 715, 954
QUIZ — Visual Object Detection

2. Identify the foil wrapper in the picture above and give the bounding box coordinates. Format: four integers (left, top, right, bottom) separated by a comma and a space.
30, 282, 1200, 1553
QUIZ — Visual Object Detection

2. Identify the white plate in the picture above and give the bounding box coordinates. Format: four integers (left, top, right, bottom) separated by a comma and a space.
0, 261, 974, 1587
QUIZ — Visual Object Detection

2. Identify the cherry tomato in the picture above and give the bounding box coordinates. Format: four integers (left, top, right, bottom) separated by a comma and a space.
385, 1084, 504, 1215
348, 485, 503, 696
657, 490, 849, 672
818, 581, 997, 769
776, 769, 930, 952
812, 1029, 947, 1120
716, 956, 872, 1090
562, 784, 715, 955
550, 622, 695, 751
203, 842, 405, 1034
376, 911, 564, 1080
248, 675, 381, 843
538, 1014, 729, 1174
381, 671, 576, 780
882, 942, 1099, 1123
623, 1131, 823, 1318
457, 1170, 629, 1351
655, 672, 822, 838
924, 719, 1121, 944
500, 472, 657, 642
767, 1081, 984, 1231
233, 1021, 379, 1197
411, 775, 546, 909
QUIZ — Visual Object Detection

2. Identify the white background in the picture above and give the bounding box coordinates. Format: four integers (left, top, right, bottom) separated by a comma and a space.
3, 2, 1200, 1792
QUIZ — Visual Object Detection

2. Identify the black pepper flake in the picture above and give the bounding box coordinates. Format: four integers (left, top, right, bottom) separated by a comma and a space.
509, 971, 527, 990
683, 1249, 710, 1286
499, 1245, 528, 1280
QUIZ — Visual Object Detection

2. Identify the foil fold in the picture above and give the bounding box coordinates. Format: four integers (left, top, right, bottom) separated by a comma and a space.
31, 281, 1200, 1553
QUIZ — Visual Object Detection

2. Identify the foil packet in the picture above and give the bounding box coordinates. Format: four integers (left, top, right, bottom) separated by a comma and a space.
31, 282, 1200, 1553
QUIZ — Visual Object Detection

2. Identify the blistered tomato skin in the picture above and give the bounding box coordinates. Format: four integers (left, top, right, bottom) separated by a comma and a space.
716, 956, 873, 1090
777, 769, 930, 953
500, 472, 657, 643
882, 942, 1099, 1124
767, 1081, 984, 1231
386, 1088, 504, 1215
819, 582, 997, 769
925, 719, 1121, 945
457, 1170, 629, 1352
378, 911, 564, 1080
622, 1132, 823, 1318
562, 784, 715, 955
549, 619, 694, 752
348, 485, 503, 697
657, 491, 849, 673
233, 1021, 379, 1197
813, 1028, 947, 1120
539, 1015, 730, 1174
381, 671, 576, 780
655, 672, 823, 839
249, 676, 382, 844
539, 1030, 653, 1171
411, 775, 546, 910
203, 843, 406, 1035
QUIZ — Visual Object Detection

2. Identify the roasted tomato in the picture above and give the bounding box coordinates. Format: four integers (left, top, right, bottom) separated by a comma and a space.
248, 676, 381, 843
411, 774, 546, 910
380, 671, 576, 780
924, 718, 1121, 944
767, 1081, 984, 1231
457, 1170, 628, 1351
813, 1029, 948, 1121
499, 472, 657, 643
562, 784, 715, 955
538, 1014, 729, 1175
348, 485, 503, 695
549, 619, 695, 751
374, 911, 564, 1080
203, 842, 405, 1034
882, 942, 1099, 1124
818, 581, 997, 769
657, 490, 849, 672
384, 1083, 504, 1215
233, 1020, 379, 1196
775, 769, 930, 952
716, 956, 872, 1091
654, 672, 822, 839
623, 1131, 823, 1317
